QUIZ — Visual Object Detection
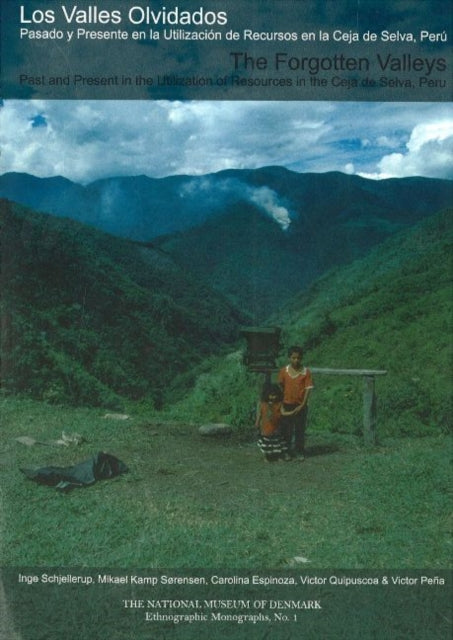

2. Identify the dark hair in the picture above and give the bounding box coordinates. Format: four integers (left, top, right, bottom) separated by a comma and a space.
261, 383, 283, 402
288, 345, 303, 357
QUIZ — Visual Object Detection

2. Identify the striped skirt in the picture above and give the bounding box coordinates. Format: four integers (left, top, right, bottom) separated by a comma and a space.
257, 433, 288, 456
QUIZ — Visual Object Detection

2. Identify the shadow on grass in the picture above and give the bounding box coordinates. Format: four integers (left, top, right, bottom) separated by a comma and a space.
306, 443, 340, 457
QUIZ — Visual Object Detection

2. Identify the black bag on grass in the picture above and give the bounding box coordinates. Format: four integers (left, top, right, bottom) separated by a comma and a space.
21, 451, 128, 492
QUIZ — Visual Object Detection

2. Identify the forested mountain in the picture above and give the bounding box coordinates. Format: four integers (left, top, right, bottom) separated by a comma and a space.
2, 169, 450, 319
0, 199, 247, 407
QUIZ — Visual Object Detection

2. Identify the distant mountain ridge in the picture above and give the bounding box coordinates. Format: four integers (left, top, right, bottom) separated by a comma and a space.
0, 168, 451, 241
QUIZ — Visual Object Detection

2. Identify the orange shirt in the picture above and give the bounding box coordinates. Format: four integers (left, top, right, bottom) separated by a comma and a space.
258, 401, 282, 436
278, 365, 314, 405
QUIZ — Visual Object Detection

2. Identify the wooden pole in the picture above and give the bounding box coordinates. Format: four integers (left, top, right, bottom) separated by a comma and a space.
363, 375, 377, 447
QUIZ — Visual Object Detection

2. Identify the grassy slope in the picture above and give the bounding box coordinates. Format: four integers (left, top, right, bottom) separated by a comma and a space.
278, 208, 453, 437
1, 398, 450, 570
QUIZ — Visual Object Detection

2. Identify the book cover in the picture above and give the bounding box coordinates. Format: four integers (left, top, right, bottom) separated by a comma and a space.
0, 1, 451, 638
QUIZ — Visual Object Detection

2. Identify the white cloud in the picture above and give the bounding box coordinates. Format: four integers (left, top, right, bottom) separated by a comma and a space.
0, 100, 452, 183
360, 119, 453, 180
408, 121, 453, 151
376, 135, 403, 148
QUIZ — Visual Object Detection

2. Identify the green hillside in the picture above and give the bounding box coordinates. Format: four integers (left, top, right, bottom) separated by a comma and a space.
279, 208, 452, 437
168, 208, 453, 439
155, 203, 299, 314
0, 199, 247, 408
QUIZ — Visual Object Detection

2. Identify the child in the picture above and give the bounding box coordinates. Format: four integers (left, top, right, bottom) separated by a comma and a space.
278, 345, 314, 459
255, 384, 291, 462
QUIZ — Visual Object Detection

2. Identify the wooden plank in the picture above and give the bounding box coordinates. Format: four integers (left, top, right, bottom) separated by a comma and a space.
253, 367, 387, 376
310, 367, 387, 376
239, 326, 281, 335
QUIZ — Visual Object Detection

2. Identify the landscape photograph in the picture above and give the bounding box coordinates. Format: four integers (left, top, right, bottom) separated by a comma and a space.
0, 98, 451, 591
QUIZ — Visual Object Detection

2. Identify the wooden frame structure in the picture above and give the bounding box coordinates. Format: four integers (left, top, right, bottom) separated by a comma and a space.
311, 367, 388, 447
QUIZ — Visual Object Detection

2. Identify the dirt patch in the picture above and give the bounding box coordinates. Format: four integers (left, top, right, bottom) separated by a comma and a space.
130, 422, 355, 506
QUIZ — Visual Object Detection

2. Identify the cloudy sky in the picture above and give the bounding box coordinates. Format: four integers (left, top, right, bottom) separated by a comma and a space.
1, 100, 452, 184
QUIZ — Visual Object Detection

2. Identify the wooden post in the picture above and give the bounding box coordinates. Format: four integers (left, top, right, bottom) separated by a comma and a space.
311, 368, 386, 446
363, 375, 377, 447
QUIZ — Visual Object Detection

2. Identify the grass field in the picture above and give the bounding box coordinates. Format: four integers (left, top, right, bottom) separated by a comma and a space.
1, 396, 451, 570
